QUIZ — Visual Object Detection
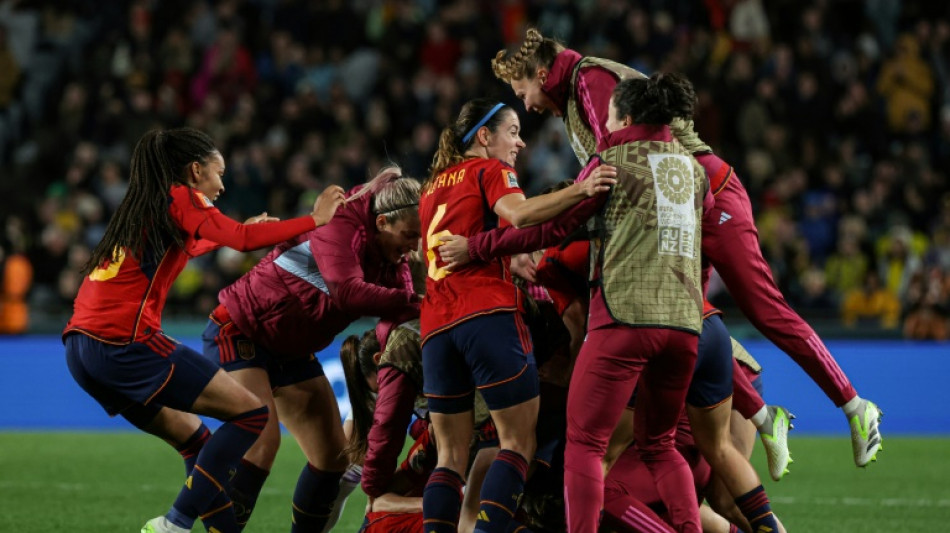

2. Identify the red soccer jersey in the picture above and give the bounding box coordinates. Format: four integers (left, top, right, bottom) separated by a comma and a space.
419, 158, 524, 341
536, 240, 590, 316
65, 185, 224, 344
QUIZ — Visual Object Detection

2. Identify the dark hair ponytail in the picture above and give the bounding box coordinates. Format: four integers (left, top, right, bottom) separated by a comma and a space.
340, 329, 381, 465
612, 72, 697, 126
83, 127, 218, 275
427, 98, 514, 183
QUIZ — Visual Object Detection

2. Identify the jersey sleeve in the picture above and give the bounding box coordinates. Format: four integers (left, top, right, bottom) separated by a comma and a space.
169, 185, 219, 238
169, 184, 316, 255
481, 162, 524, 209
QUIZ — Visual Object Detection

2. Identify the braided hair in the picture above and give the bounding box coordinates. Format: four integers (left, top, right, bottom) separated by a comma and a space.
427, 98, 516, 182
612, 72, 697, 125
82, 128, 218, 275
491, 28, 565, 83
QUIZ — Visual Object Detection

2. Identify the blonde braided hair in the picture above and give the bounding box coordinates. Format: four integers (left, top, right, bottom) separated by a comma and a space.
492, 28, 565, 83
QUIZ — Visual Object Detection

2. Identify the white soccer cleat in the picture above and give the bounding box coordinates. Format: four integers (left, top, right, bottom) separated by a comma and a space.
758, 405, 794, 481
848, 399, 883, 467
141, 516, 191, 533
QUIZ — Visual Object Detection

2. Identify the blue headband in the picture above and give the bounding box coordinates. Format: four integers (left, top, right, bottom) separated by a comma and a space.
461, 103, 506, 145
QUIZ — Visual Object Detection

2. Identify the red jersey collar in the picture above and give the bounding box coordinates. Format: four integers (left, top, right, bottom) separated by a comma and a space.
542, 49, 582, 114
600, 123, 673, 151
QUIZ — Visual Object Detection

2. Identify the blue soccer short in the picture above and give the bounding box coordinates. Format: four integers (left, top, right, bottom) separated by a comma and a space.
688, 314, 735, 408
422, 312, 539, 414
65, 331, 219, 422
201, 306, 323, 388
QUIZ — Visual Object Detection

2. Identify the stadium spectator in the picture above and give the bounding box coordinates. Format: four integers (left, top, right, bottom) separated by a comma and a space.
841, 270, 902, 329
0, 0, 946, 345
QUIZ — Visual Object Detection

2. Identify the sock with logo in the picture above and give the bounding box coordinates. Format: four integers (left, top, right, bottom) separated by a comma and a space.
473, 449, 528, 533
166, 406, 269, 531
228, 458, 270, 530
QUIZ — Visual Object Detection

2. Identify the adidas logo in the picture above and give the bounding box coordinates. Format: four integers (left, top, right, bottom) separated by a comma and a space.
719, 211, 732, 225
478, 510, 490, 522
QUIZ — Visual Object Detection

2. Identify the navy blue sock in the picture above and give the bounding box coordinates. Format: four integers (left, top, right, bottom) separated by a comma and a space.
166, 405, 269, 531
290, 463, 344, 533
229, 458, 270, 530
423, 467, 465, 533
474, 449, 528, 533
176, 424, 211, 476
735, 485, 780, 533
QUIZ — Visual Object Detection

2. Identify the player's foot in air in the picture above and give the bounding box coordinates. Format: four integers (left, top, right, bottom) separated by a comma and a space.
847, 399, 883, 467
141, 516, 190, 533
758, 404, 794, 481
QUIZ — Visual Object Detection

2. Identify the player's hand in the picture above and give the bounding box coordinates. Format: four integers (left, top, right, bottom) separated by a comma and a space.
312, 185, 346, 226
244, 212, 280, 224
438, 234, 470, 270
577, 165, 617, 197
510, 252, 537, 282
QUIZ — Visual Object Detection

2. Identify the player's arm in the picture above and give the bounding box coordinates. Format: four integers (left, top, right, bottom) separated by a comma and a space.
440, 159, 610, 267
311, 211, 417, 317
493, 166, 615, 228
361, 366, 419, 498
192, 185, 345, 251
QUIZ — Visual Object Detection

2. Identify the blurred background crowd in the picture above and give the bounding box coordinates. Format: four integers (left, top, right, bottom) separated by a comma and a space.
0, 0, 948, 340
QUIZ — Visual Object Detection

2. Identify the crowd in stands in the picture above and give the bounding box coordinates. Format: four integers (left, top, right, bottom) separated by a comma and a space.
0, 0, 948, 339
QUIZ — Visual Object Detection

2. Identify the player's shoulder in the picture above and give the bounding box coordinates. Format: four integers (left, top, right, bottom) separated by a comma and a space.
483, 159, 520, 189
169, 184, 214, 210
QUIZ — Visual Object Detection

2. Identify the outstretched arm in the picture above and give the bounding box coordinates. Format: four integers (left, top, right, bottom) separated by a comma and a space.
440, 160, 611, 268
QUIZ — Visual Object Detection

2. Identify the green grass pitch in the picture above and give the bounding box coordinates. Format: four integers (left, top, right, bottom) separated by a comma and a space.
1, 433, 948, 531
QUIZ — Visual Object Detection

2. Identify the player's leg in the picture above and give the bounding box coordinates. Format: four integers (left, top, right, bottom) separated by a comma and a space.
224, 367, 278, 530
153, 340, 269, 533
460, 447, 498, 533
564, 325, 654, 533
633, 330, 701, 533
705, 178, 882, 465
275, 372, 349, 533
686, 316, 779, 533
423, 329, 477, 533
465, 312, 540, 533
201, 314, 279, 530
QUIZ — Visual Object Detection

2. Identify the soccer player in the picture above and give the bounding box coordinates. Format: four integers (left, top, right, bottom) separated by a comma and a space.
200, 166, 422, 532
492, 27, 882, 467
419, 97, 614, 533
438, 79, 710, 532
63, 127, 345, 533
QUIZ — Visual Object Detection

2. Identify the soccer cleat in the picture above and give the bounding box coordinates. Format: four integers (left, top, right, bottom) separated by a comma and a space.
758, 405, 794, 481
141, 516, 191, 533
848, 399, 883, 467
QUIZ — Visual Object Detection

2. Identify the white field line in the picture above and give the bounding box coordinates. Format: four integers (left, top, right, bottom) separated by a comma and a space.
770, 496, 950, 508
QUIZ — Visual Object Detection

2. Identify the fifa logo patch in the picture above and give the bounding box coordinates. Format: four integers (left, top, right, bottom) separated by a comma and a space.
236, 340, 256, 360
505, 170, 519, 188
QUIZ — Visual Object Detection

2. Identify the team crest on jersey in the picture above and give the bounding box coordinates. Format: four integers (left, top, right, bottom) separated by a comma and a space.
504, 170, 519, 188
194, 190, 214, 208
236, 340, 256, 360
